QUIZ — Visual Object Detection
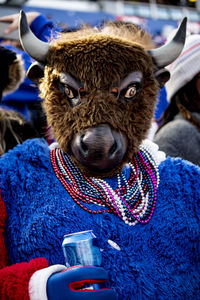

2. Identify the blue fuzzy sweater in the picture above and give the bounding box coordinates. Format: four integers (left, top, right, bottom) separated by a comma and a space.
0, 138, 200, 299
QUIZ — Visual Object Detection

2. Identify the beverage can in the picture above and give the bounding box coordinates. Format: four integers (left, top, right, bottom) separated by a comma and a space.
62, 230, 102, 290
62, 230, 102, 267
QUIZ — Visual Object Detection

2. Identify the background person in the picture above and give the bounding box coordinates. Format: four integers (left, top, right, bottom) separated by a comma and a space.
0, 45, 39, 155
0, 12, 57, 142
154, 33, 200, 166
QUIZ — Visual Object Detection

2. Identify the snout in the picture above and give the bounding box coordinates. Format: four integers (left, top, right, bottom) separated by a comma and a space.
70, 124, 127, 174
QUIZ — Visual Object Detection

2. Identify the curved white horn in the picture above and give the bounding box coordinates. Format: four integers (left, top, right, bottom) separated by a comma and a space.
148, 17, 187, 68
19, 10, 49, 64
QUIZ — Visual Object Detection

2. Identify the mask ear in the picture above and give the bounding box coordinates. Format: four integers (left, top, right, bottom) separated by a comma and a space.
154, 68, 170, 89
26, 62, 44, 85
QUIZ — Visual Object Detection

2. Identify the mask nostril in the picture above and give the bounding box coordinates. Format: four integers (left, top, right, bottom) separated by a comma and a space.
109, 140, 117, 157
80, 135, 88, 154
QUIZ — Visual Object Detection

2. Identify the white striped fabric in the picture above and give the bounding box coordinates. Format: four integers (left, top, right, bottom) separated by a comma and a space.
165, 34, 200, 102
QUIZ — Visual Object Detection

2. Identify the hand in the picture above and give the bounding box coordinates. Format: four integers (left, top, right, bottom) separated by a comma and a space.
0, 12, 40, 34
47, 265, 117, 300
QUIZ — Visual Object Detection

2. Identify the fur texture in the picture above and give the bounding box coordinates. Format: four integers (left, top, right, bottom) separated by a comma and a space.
0, 191, 8, 269
0, 257, 48, 300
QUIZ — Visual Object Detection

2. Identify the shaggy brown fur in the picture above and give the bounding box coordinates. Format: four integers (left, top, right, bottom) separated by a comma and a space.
101, 21, 154, 50
0, 108, 39, 156
39, 25, 158, 177
3, 55, 25, 96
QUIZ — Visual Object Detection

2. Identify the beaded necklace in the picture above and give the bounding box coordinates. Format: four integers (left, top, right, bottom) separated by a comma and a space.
51, 144, 160, 226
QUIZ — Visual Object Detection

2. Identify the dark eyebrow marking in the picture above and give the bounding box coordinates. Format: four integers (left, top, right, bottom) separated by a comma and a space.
114, 71, 143, 91
59, 72, 83, 90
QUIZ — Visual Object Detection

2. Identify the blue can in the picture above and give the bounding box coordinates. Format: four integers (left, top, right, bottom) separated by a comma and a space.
62, 230, 102, 267
62, 230, 102, 290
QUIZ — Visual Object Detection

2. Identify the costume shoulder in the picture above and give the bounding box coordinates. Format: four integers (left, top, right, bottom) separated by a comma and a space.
154, 119, 200, 164
158, 156, 200, 204
0, 138, 50, 176
154, 119, 191, 145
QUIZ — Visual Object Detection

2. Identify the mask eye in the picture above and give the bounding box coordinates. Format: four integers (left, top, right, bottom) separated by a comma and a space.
120, 83, 141, 102
124, 85, 137, 99
59, 83, 81, 107
64, 86, 75, 99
